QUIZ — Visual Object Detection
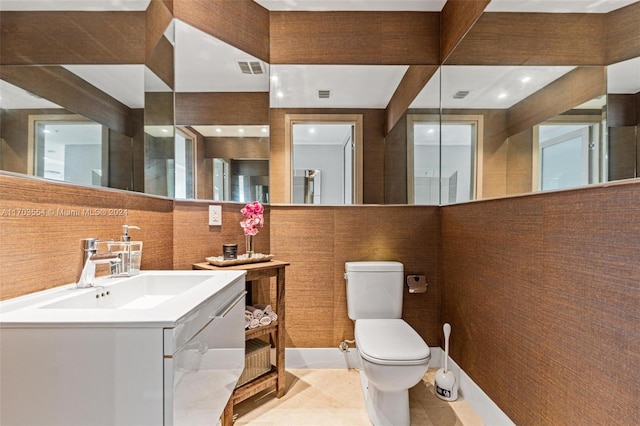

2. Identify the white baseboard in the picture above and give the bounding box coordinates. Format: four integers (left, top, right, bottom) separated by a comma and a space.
285, 347, 514, 426
285, 347, 362, 369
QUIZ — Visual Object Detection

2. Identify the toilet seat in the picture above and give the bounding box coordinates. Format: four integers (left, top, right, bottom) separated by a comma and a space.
355, 319, 430, 366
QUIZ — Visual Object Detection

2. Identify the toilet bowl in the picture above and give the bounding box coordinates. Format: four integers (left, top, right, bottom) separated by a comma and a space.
345, 261, 431, 426
355, 319, 430, 426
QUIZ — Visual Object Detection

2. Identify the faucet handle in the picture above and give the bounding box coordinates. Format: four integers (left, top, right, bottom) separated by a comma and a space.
81, 238, 98, 252
81, 238, 114, 252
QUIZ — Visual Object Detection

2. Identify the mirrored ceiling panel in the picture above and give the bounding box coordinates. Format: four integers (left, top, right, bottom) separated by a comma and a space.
0, 0, 151, 11
484, 0, 638, 13
440, 66, 577, 109
270, 65, 408, 108
608, 56, 640, 94
174, 19, 269, 93
254, 0, 446, 11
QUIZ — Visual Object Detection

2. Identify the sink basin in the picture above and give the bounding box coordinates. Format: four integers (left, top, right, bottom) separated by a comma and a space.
42, 273, 210, 310
0, 270, 247, 327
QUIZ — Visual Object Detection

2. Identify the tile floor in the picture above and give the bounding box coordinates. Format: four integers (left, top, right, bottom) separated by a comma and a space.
233, 368, 484, 425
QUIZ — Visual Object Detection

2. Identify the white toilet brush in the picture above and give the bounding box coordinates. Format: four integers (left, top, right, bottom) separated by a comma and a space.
434, 323, 458, 401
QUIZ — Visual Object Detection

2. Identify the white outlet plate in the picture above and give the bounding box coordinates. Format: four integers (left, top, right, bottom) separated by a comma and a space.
209, 205, 222, 226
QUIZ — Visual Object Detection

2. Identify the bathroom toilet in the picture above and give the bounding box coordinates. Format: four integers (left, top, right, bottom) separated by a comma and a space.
345, 261, 430, 426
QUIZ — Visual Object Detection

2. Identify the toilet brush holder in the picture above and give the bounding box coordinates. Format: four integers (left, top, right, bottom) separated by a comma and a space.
435, 323, 459, 401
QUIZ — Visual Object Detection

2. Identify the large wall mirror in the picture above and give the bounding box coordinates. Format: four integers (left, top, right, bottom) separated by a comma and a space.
406, 0, 640, 205
408, 64, 609, 205
173, 19, 270, 203
2, 0, 639, 206
270, 64, 408, 204
0, 1, 270, 203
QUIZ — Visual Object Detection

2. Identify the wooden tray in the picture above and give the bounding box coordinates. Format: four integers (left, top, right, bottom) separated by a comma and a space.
205, 253, 274, 267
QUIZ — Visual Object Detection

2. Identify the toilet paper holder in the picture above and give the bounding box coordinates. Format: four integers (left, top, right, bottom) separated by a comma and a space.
406, 275, 428, 293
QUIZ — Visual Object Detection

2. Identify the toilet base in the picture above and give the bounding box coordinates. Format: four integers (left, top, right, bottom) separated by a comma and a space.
359, 371, 410, 426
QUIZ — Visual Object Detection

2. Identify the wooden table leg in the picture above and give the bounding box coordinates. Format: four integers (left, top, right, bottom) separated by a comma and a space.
221, 396, 234, 426
275, 266, 286, 398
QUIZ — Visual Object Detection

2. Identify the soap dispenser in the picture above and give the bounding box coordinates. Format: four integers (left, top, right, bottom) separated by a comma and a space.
108, 225, 143, 276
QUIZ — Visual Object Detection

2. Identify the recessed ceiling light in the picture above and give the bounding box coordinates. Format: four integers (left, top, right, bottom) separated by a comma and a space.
276, 91, 284, 98
161, 128, 168, 133
309, 128, 316, 134
238, 128, 245, 133
262, 127, 268, 133
498, 92, 508, 99
215, 128, 222, 133
521, 76, 532, 83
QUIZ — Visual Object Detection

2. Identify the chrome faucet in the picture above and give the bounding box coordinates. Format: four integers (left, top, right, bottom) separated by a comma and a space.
77, 238, 121, 288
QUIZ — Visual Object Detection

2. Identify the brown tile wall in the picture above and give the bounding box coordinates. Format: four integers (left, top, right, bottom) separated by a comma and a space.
269, 205, 441, 348
172, 200, 270, 271
0, 173, 173, 300
441, 181, 640, 425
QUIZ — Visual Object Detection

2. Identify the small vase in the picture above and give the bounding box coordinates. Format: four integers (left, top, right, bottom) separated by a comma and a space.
246, 234, 254, 258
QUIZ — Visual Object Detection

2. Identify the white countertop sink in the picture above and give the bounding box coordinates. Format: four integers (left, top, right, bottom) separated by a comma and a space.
0, 270, 248, 425
0, 270, 246, 328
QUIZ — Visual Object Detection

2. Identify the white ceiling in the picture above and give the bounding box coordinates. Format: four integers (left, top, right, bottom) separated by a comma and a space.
255, 0, 638, 13
270, 64, 408, 108
175, 20, 270, 93
0, 0, 151, 11
1, 0, 639, 115
62, 64, 146, 108
608, 56, 640, 94
440, 65, 577, 109
254, 0, 446, 11
485, 0, 638, 13
191, 125, 269, 138
292, 123, 352, 145
0, 80, 61, 109
2, 0, 636, 12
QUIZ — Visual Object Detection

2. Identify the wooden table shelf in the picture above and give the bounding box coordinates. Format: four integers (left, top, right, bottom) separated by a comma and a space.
245, 321, 278, 340
192, 260, 289, 425
233, 367, 279, 403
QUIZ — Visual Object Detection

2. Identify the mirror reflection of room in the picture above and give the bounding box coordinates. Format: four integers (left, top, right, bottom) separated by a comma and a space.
0, 1, 639, 206
292, 123, 355, 205
33, 117, 105, 186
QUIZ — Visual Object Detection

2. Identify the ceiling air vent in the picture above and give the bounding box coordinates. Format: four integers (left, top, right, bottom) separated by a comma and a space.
237, 60, 264, 75
318, 90, 331, 99
453, 90, 470, 99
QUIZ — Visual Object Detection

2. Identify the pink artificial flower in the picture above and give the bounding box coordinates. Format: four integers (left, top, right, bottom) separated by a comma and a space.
241, 201, 264, 217
240, 201, 264, 236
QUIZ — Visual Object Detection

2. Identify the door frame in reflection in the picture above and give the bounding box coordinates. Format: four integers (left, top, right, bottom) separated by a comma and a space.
284, 114, 363, 204
213, 158, 230, 201
29, 114, 107, 187
407, 114, 483, 205
175, 127, 196, 199
533, 115, 603, 192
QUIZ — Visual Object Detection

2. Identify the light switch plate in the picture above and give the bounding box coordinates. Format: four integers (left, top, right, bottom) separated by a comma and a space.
209, 205, 222, 226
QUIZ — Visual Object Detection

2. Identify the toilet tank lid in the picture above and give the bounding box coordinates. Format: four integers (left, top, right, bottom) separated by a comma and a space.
345, 261, 403, 272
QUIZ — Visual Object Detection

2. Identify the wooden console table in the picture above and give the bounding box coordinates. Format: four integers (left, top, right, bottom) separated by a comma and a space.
192, 260, 289, 425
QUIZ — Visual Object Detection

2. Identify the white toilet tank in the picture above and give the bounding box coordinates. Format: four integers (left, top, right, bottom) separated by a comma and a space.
345, 261, 404, 320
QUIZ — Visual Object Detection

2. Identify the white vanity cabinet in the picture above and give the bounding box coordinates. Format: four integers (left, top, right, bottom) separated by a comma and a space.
164, 285, 246, 425
0, 271, 246, 426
